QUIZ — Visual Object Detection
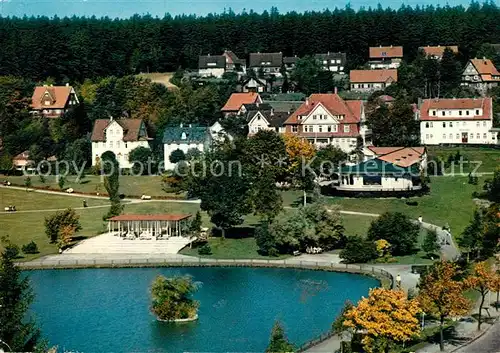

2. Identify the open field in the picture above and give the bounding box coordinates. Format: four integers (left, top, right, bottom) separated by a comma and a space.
0, 188, 375, 260
1, 175, 182, 198
427, 146, 500, 173
137, 72, 177, 88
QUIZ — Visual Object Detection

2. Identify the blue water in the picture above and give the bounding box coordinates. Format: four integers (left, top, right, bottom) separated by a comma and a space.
28, 267, 378, 353
0, 0, 476, 19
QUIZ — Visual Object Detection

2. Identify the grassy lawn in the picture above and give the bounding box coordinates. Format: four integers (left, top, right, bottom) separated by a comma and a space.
427, 146, 500, 173
382, 229, 435, 265
0, 188, 109, 211
1, 174, 180, 197
317, 176, 485, 237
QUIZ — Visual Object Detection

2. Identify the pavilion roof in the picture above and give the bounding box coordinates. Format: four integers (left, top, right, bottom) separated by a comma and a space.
107, 214, 191, 221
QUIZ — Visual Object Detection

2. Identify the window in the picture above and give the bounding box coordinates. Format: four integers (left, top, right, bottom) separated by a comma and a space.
332, 124, 338, 132
476, 122, 480, 127
181, 132, 187, 140
318, 125, 323, 132
456, 133, 460, 139
477, 133, 480, 139
292, 126, 298, 132
109, 141, 113, 148
459, 110, 462, 116
483, 133, 487, 139
466, 111, 469, 116
116, 141, 120, 148
125, 142, 128, 148
344, 125, 350, 133
327, 126, 332, 132
483, 121, 487, 127
442, 111, 445, 116
304, 126, 309, 132
313, 115, 317, 120
425, 122, 429, 128
449, 122, 453, 127
100, 142, 105, 148
338, 115, 344, 120
463, 121, 466, 126
430, 122, 433, 128
470, 133, 473, 139
432, 111, 436, 116
443, 122, 446, 128
476, 109, 480, 115
426, 134, 429, 139
430, 134, 433, 138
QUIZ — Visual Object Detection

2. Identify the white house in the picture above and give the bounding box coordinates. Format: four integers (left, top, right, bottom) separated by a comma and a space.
350, 69, 398, 92
246, 109, 289, 135
282, 92, 369, 153
337, 147, 426, 193
163, 124, 211, 171
418, 98, 495, 145
198, 55, 226, 78
315, 52, 347, 73
91, 118, 151, 169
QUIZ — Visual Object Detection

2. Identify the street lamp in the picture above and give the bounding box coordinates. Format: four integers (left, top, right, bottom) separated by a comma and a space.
421, 312, 425, 331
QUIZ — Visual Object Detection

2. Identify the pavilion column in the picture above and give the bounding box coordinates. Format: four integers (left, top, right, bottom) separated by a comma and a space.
108, 221, 111, 234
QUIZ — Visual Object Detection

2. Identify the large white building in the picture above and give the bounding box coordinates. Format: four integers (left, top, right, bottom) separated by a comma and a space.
91, 118, 151, 168
418, 98, 495, 145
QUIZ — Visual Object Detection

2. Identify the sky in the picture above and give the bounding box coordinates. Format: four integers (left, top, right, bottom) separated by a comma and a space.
0, 0, 495, 18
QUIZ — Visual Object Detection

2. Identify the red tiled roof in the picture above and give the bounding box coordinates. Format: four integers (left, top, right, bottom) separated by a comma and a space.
31, 86, 72, 110
470, 58, 500, 76
284, 94, 363, 125
221, 93, 262, 112
419, 98, 492, 121
376, 147, 426, 168
350, 69, 398, 83
91, 119, 148, 142
13, 150, 30, 161
369, 46, 403, 59
107, 214, 192, 221
420, 45, 458, 58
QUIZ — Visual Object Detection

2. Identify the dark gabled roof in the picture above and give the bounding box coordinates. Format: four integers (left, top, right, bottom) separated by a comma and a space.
249, 52, 283, 68
242, 77, 267, 88
341, 158, 419, 175
223, 50, 246, 66
162, 125, 210, 144
242, 102, 273, 111
315, 52, 347, 63
283, 56, 299, 64
264, 100, 304, 113
91, 119, 148, 142
198, 55, 226, 69
247, 110, 289, 128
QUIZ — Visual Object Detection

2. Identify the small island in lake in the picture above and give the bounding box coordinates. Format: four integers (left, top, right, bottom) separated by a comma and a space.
150, 275, 200, 322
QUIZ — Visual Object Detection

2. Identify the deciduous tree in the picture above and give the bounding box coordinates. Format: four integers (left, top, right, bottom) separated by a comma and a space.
44, 208, 82, 244
367, 212, 419, 256
465, 261, 497, 330
418, 261, 470, 351
343, 288, 421, 353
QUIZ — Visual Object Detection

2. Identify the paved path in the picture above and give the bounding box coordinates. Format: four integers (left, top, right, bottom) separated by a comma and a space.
455, 320, 500, 353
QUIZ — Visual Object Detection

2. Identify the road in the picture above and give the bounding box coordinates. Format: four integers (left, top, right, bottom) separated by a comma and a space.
455, 321, 500, 353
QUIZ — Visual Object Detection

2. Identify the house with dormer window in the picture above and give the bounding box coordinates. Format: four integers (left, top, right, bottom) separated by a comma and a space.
249, 52, 283, 77
282, 92, 369, 152
91, 118, 151, 168
461, 58, 500, 94
417, 98, 495, 145
31, 84, 79, 118
369, 46, 403, 69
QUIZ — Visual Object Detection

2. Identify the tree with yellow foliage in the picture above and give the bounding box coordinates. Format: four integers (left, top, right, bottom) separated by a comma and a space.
418, 261, 470, 351
58, 225, 76, 250
465, 261, 497, 330
492, 269, 500, 312
343, 288, 421, 353
283, 134, 316, 206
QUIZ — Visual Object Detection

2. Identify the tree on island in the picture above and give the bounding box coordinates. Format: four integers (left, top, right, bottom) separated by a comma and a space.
0, 247, 43, 351
150, 275, 199, 321
265, 320, 295, 353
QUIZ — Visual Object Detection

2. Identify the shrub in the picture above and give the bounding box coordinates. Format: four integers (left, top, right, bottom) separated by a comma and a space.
4, 243, 20, 258
198, 243, 212, 255
255, 222, 279, 256
405, 200, 418, 206
340, 236, 378, 264
367, 212, 419, 256
21, 241, 39, 254
45, 208, 82, 243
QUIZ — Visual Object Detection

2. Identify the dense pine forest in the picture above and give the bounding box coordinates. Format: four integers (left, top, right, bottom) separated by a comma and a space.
0, 2, 500, 82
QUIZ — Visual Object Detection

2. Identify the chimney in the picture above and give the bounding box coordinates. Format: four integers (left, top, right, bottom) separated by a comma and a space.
110, 116, 113, 121
180, 123, 183, 128
305, 97, 310, 106
256, 102, 260, 107
334, 87, 338, 94
189, 123, 192, 128
270, 108, 274, 116
66, 83, 69, 86
390, 45, 393, 48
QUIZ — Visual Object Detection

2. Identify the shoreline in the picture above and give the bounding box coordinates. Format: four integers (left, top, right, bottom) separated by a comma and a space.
18, 259, 392, 288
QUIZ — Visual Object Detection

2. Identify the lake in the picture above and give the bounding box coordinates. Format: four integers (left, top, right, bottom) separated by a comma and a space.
28, 267, 378, 352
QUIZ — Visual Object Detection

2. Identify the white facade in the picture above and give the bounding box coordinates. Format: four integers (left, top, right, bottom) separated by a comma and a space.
163, 142, 205, 171
421, 119, 494, 145
91, 120, 150, 169
351, 81, 392, 92
248, 112, 274, 135
339, 174, 416, 191
369, 59, 401, 70
199, 67, 225, 78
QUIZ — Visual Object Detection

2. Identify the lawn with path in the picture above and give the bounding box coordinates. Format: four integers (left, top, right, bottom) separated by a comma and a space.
427, 146, 500, 173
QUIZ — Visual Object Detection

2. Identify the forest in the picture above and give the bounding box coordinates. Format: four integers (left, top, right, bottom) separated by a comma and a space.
0, 2, 500, 82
